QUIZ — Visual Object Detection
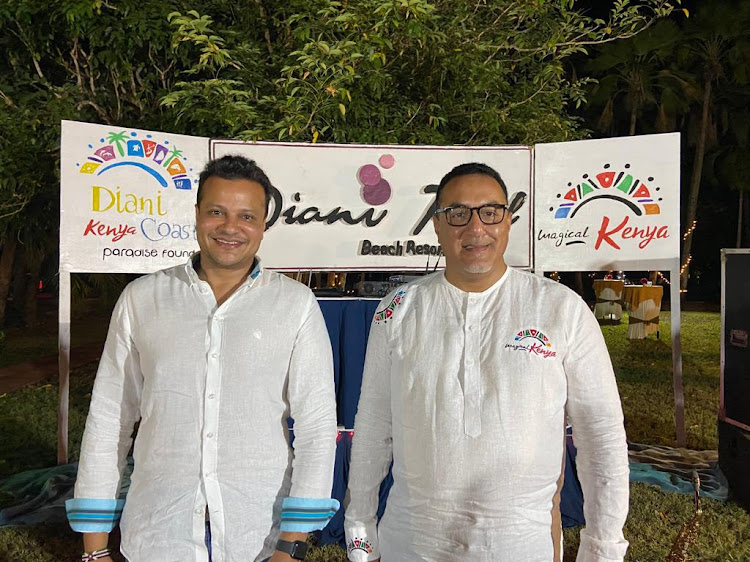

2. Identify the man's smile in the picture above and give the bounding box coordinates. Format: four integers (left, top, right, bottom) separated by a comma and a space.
212, 237, 246, 248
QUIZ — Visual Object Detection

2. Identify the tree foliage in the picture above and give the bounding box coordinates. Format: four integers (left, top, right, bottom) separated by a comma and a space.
162, 0, 681, 145
0, 0, 192, 325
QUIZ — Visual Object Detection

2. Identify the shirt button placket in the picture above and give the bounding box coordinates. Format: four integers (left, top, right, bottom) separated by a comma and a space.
203, 313, 222, 509
464, 295, 482, 437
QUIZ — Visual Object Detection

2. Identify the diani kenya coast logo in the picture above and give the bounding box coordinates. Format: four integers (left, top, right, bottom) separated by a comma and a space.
78, 130, 193, 191
538, 161, 669, 251
504, 328, 556, 359
75, 130, 199, 253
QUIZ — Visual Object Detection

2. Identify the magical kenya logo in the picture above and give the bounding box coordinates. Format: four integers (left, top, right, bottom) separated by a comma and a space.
539, 161, 669, 251
504, 328, 556, 359
348, 538, 374, 554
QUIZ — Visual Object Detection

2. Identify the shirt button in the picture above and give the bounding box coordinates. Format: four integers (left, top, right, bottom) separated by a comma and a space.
467, 358, 475, 366
207, 432, 214, 438
469, 325, 478, 332
210, 353, 218, 358
195, 508, 202, 515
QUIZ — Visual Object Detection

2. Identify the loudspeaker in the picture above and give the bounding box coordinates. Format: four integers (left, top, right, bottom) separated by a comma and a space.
721, 250, 750, 427
718, 419, 750, 510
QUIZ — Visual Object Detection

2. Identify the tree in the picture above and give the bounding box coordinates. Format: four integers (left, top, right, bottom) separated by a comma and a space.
585, 19, 692, 137
162, 0, 682, 145
677, 1, 750, 291
582, 1, 750, 297
0, 0, 195, 326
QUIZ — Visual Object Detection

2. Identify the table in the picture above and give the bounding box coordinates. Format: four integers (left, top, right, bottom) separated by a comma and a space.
593, 279, 624, 322
622, 285, 663, 339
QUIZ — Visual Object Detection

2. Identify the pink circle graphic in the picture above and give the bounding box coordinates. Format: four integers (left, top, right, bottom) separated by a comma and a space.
363, 179, 392, 205
379, 154, 395, 169
358, 164, 381, 186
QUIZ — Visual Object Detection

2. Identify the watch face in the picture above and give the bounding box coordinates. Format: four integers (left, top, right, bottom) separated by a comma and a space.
291, 541, 309, 559
277, 539, 309, 560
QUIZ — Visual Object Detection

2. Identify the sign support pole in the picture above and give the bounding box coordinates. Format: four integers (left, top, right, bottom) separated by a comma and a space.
670, 259, 686, 447
58, 268, 71, 464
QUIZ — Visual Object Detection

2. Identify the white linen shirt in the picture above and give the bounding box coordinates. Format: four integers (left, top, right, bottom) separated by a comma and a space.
345, 268, 629, 562
72, 257, 338, 562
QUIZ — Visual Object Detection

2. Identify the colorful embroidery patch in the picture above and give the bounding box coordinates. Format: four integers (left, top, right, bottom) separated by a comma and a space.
374, 289, 406, 324
506, 328, 557, 359
514, 328, 551, 347
348, 537, 374, 554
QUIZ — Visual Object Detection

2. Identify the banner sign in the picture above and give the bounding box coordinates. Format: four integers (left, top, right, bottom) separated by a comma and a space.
60, 121, 209, 273
211, 141, 532, 270
533, 134, 680, 272
60, 121, 678, 274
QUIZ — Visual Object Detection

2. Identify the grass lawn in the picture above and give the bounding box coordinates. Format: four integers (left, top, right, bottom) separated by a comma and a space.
0, 311, 110, 369
603, 311, 721, 451
2, 309, 749, 560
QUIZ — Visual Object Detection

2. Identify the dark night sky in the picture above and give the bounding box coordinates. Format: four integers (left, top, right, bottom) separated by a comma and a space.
576, 0, 696, 20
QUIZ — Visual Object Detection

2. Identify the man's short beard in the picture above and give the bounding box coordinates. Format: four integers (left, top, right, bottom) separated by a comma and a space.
463, 263, 493, 274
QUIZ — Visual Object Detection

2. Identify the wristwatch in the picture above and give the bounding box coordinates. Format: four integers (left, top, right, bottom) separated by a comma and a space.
275, 539, 309, 560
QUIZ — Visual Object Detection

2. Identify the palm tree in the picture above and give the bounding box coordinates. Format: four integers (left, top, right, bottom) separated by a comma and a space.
106, 131, 129, 157
704, 89, 750, 248
586, 20, 686, 137
164, 145, 184, 167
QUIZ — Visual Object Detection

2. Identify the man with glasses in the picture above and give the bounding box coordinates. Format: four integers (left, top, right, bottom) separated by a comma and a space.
345, 163, 629, 561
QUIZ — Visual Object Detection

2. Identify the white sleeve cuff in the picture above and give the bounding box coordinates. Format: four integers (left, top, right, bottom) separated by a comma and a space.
576, 528, 629, 562
345, 521, 380, 561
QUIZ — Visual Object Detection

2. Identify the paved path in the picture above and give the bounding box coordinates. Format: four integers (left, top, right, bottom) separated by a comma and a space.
0, 342, 104, 394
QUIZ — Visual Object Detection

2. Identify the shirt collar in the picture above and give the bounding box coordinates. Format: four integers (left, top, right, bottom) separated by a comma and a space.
439, 266, 512, 297
185, 252, 263, 286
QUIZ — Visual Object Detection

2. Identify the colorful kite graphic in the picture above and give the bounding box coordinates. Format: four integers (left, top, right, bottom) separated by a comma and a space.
77, 131, 193, 190
514, 328, 552, 347
551, 163, 661, 219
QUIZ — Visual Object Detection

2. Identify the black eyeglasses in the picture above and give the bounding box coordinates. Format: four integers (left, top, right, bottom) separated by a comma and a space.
435, 204, 508, 226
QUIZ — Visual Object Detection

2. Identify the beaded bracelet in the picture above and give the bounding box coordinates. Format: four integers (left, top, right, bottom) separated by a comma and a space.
81, 548, 112, 561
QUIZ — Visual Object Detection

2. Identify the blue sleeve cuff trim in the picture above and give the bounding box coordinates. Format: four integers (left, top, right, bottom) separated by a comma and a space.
66, 498, 125, 533
280, 497, 340, 532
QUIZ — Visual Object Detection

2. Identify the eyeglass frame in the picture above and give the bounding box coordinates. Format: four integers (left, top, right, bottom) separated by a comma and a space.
434, 203, 508, 226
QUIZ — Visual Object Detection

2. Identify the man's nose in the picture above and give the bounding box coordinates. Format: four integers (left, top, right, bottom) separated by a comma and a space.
220, 214, 239, 231
465, 209, 485, 231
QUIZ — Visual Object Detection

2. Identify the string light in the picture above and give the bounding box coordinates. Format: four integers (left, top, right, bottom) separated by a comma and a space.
680, 254, 692, 275
654, 270, 671, 285
683, 220, 697, 241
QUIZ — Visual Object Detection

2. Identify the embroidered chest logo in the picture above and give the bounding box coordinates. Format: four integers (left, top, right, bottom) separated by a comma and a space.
348, 537, 374, 554
374, 289, 406, 324
505, 328, 557, 359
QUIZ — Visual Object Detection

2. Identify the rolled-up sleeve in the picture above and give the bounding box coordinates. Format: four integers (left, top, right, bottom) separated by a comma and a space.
67, 289, 143, 532
284, 292, 339, 531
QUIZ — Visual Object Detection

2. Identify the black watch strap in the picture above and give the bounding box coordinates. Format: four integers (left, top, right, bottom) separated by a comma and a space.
275, 539, 309, 560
